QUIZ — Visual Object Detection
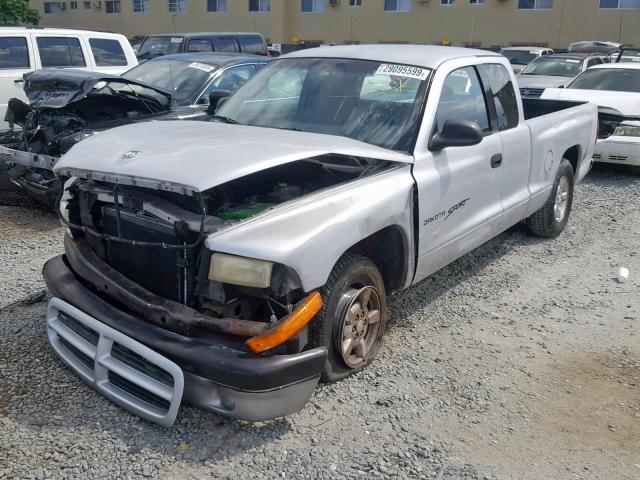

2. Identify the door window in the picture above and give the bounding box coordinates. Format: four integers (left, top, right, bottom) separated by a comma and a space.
89, 38, 127, 66
187, 38, 213, 52
37, 37, 86, 67
434, 66, 490, 134
215, 37, 239, 52
198, 64, 256, 104
0, 37, 30, 69
478, 64, 519, 131
238, 35, 266, 55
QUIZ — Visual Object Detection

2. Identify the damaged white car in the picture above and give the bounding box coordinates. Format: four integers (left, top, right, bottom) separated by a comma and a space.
43, 45, 600, 426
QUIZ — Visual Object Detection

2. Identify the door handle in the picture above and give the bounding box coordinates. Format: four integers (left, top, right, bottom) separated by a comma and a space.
14, 79, 24, 85
491, 153, 502, 168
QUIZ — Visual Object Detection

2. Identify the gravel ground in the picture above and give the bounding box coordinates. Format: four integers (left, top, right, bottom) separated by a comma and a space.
0, 165, 638, 480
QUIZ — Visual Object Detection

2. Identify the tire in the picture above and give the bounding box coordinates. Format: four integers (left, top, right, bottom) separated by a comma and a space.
525, 158, 574, 238
629, 166, 640, 176
309, 254, 387, 382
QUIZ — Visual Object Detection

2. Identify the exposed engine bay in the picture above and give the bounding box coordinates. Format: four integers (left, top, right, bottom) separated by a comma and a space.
60, 155, 391, 352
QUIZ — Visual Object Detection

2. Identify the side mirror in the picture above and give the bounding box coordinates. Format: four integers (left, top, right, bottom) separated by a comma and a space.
207, 90, 232, 112
429, 120, 483, 151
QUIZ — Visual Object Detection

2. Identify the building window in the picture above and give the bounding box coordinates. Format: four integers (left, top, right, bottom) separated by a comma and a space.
599, 0, 640, 8
207, 0, 227, 12
83, 1, 91, 8
249, 0, 270, 12
133, 0, 150, 12
441, 0, 455, 4
105, 0, 121, 13
384, 0, 411, 12
470, 0, 485, 4
169, 0, 187, 12
70, 1, 78, 9
301, 0, 325, 13
517, 0, 553, 9
349, 0, 362, 5
43, 2, 61, 13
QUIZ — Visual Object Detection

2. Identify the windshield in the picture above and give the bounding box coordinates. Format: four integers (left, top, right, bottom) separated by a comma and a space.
616, 49, 640, 64
216, 58, 430, 152
520, 57, 583, 77
501, 50, 538, 66
139, 36, 184, 57
124, 59, 215, 102
568, 68, 640, 93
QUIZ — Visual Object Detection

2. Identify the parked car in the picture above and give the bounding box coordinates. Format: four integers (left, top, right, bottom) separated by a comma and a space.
0, 27, 138, 128
517, 53, 607, 98
613, 47, 640, 64
136, 32, 267, 60
568, 40, 621, 55
500, 46, 554, 74
542, 63, 640, 173
122, 53, 270, 108
0, 53, 267, 207
43, 45, 599, 426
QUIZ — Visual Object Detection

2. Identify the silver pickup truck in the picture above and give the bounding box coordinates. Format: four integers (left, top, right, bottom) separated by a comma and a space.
42, 45, 597, 427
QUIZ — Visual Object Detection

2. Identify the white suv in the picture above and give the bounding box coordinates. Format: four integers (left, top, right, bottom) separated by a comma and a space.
0, 27, 138, 126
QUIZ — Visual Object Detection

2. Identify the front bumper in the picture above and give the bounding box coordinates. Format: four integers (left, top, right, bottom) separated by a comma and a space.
594, 138, 640, 167
42, 255, 327, 426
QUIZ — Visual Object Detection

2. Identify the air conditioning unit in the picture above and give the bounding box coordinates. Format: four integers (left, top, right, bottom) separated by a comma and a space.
328, 0, 339, 6
93, 1, 102, 8
59, 1, 67, 8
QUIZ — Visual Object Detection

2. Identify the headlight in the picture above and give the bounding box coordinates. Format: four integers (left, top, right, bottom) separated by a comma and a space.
209, 253, 274, 288
613, 125, 640, 137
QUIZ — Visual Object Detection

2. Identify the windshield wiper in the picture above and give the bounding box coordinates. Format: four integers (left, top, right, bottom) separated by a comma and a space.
211, 115, 240, 125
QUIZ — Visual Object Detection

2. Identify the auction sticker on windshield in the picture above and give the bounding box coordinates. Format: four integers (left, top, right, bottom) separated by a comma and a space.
188, 62, 215, 72
376, 64, 429, 80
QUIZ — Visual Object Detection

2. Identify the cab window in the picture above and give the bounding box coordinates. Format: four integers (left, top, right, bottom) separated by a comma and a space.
434, 66, 490, 134
89, 38, 127, 66
187, 38, 213, 53
478, 64, 519, 131
37, 37, 85, 67
215, 37, 239, 53
0, 37, 30, 69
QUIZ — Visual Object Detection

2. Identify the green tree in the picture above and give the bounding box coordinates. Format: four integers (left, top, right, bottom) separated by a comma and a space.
0, 0, 40, 26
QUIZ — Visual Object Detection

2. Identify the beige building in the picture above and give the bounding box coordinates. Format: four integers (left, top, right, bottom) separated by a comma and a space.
29, 0, 640, 48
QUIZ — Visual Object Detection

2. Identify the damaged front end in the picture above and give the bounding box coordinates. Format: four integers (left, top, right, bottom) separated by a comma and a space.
44, 153, 392, 425
1, 70, 176, 207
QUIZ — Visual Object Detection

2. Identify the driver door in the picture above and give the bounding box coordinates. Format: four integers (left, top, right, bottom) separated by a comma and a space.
412, 65, 504, 282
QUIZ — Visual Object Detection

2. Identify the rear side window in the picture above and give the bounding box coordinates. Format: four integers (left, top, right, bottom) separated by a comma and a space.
37, 37, 85, 67
239, 35, 266, 55
215, 37, 239, 53
89, 38, 127, 66
435, 66, 490, 133
0, 37, 30, 69
478, 64, 519, 131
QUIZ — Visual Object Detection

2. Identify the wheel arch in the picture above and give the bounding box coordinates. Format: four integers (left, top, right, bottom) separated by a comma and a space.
342, 225, 411, 295
562, 144, 581, 177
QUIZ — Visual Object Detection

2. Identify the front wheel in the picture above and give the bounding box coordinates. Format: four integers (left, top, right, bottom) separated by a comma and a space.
525, 158, 574, 238
309, 254, 387, 382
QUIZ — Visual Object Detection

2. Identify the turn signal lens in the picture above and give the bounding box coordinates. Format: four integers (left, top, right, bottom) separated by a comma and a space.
245, 292, 323, 353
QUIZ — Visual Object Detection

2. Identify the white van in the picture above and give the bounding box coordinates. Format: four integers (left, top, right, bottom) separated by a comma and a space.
0, 27, 138, 127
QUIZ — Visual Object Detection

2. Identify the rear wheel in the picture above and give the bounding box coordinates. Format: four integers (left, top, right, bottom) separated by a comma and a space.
309, 254, 387, 382
525, 158, 574, 238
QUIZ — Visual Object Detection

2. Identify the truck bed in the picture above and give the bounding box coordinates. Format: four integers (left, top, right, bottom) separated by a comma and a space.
522, 98, 588, 120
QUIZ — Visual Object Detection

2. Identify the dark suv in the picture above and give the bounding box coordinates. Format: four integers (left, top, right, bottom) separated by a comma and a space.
136, 32, 267, 60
